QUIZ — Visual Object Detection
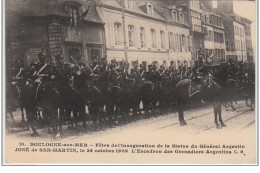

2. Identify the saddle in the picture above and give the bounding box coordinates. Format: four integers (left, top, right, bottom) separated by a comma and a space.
189, 82, 201, 98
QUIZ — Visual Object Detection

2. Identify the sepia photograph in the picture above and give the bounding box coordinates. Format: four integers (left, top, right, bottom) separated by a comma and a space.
2, 0, 257, 165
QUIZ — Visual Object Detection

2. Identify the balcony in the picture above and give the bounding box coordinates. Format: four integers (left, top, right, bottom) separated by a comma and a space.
192, 25, 207, 35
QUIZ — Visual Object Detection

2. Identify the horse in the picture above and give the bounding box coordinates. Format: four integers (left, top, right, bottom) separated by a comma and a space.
174, 70, 208, 126
206, 64, 233, 128
23, 78, 39, 136
35, 76, 61, 136
6, 80, 20, 122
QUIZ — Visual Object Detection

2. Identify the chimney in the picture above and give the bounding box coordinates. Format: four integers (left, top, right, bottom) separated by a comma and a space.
217, 0, 234, 14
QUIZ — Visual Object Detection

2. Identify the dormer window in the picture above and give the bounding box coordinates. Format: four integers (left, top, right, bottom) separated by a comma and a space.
124, 0, 133, 10
146, 3, 154, 16
172, 10, 177, 21
179, 12, 184, 23
70, 6, 79, 27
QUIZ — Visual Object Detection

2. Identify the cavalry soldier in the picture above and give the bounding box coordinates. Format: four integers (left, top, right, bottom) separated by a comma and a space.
159, 65, 165, 73
33, 52, 48, 78
109, 60, 121, 86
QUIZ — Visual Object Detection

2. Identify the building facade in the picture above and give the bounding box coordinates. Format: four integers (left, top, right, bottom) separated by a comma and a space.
216, 0, 249, 64
96, 0, 192, 70
242, 17, 254, 63
6, 0, 105, 73
233, 16, 247, 62
201, 3, 226, 65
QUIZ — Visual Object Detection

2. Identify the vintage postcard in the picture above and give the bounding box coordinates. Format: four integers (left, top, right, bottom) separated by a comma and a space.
2, 0, 257, 165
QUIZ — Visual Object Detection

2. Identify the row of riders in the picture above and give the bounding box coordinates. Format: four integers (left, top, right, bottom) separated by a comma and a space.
6, 53, 255, 137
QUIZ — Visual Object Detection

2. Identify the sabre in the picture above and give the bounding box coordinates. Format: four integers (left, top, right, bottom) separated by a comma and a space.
71, 56, 78, 65
93, 65, 99, 72
35, 63, 48, 76
15, 68, 24, 78
52, 55, 57, 66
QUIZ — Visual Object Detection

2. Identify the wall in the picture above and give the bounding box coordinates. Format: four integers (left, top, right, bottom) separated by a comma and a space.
102, 7, 192, 69
233, 21, 247, 61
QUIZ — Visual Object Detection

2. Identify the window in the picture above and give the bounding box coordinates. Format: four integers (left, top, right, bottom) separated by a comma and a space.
190, 0, 200, 9
140, 27, 145, 48
70, 6, 79, 27
169, 32, 174, 50
191, 11, 202, 32
151, 29, 156, 48
128, 25, 135, 47
182, 35, 187, 51
179, 13, 183, 23
160, 31, 165, 49
207, 31, 213, 41
147, 3, 154, 16
179, 13, 184, 24
179, 34, 182, 52
175, 33, 179, 51
124, 0, 133, 10
214, 32, 224, 43
172, 10, 177, 21
187, 36, 191, 51
114, 23, 123, 45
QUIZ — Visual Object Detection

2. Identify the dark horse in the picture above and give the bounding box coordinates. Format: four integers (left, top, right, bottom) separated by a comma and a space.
206, 65, 233, 128
35, 76, 61, 136
175, 64, 231, 128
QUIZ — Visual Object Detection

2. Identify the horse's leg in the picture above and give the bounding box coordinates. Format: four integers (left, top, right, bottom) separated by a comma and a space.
21, 107, 25, 122
143, 101, 149, 119
113, 104, 119, 125
132, 98, 139, 120
245, 96, 249, 107
51, 108, 58, 135
229, 100, 236, 110
56, 107, 64, 138
250, 97, 254, 110
91, 108, 98, 130
9, 111, 15, 122
73, 109, 79, 131
178, 101, 187, 126
219, 104, 226, 127
80, 105, 87, 131
37, 111, 42, 122
106, 104, 113, 127
44, 109, 53, 134
25, 107, 38, 136
213, 103, 219, 127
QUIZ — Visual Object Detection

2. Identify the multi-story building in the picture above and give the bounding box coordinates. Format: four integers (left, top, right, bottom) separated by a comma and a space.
6, 0, 105, 73
242, 17, 254, 63
232, 15, 247, 62
171, 0, 207, 67
96, 0, 192, 70
201, 3, 226, 65
217, 0, 248, 64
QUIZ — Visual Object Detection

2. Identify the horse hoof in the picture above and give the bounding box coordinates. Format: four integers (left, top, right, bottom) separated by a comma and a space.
55, 133, 61, 138
31, 132, 39, 137
221, 123, 227, 127
216, 125, 222, 129
180, 121, 187, 126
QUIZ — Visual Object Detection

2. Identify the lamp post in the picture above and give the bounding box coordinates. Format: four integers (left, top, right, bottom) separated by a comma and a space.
121, 0, 128, 63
